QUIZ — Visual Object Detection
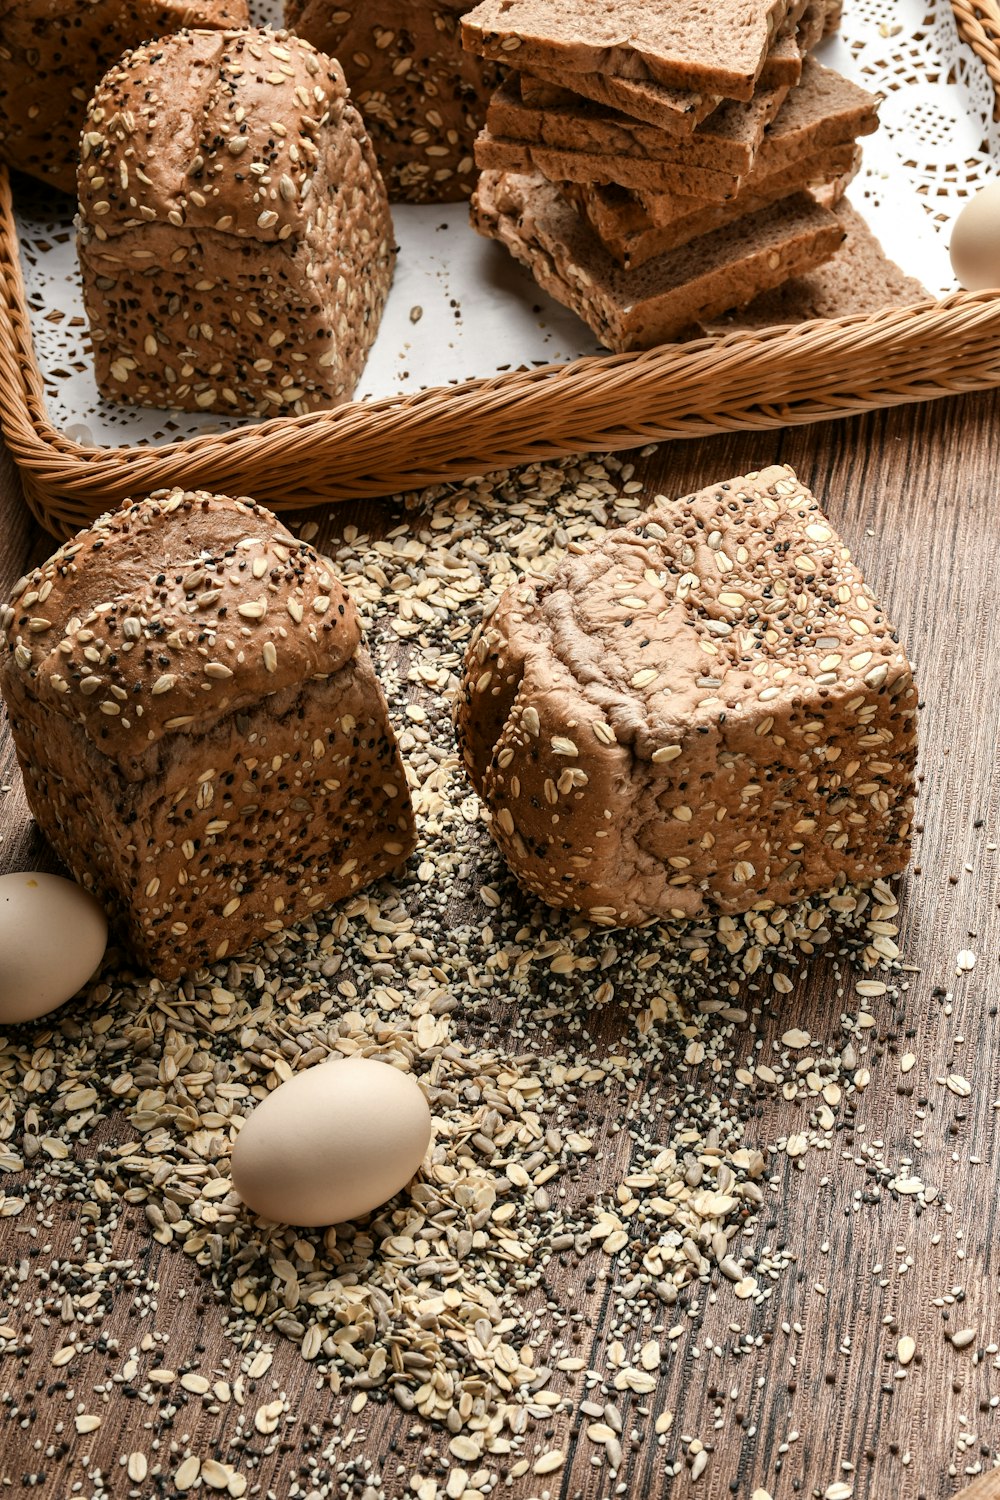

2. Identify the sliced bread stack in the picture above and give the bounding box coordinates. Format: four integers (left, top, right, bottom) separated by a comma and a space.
462, 0, 921, 348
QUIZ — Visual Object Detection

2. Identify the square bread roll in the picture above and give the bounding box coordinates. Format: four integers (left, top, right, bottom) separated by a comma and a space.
77, 27, 394, 416
0, 491, 415, 977
456, 465, 917, 925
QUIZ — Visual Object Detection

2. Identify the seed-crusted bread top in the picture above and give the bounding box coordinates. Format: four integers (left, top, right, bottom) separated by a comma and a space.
0, 0, 250, 194
78, 26, 354, 244
478, 465, 909, 757
285, 0, 503, 202
462, 0, 795, 99
0, 491, 360, 773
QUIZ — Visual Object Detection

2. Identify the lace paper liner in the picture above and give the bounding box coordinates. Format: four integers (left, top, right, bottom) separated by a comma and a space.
11, 0, 999, 451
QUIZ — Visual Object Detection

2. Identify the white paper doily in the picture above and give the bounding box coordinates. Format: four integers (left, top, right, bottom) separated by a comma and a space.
12, 0, 1000, 451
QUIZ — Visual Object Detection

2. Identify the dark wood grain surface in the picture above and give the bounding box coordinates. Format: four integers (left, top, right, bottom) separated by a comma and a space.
3, 392, 1000, 1500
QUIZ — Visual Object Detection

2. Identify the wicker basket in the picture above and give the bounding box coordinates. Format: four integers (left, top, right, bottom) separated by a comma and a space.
1, 1, 999, 539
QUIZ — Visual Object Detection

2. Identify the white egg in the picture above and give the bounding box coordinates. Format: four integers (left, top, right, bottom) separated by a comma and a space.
0, 872, 108, 1024
950, 181, 1000, 291
231, 1055, 432, 1226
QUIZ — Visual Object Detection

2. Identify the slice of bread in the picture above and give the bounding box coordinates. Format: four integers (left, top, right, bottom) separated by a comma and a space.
474, 129, 745, 198
475, 58, 876, 200
633, 60, 879, 224
512, 0, 834, 134
488, 74, 791, 176
471, 170, 845, 349
461, 0, 797, 102
705, 201, 928, 328
569, 144, 860, 266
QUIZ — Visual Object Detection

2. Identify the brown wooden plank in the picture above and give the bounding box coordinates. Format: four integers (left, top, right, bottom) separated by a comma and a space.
2, 393, 1000, 1500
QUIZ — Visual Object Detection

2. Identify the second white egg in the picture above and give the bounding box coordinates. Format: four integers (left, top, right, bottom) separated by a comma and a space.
950, 181, 1000, 290
0, 871, 107, 1024
231, 1055, 432, 1226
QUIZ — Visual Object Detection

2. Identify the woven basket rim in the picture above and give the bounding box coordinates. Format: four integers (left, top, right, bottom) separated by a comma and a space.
951, 0, 1000, 116
1, 0, 999, 537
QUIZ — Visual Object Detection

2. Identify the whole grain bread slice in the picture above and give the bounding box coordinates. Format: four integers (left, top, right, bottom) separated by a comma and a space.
634, 59, 878, 224
475, 128, 745, 198
704, 200, 928, 328
569, 143, 859, 266
471, 169, 845, 350
518, 70, 720, 135
515, 0, 832, 134
488, 73, 790, 175
461, 0, 796, 102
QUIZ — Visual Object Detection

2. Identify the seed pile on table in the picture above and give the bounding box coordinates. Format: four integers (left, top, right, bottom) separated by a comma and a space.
0, 453, 923, 1492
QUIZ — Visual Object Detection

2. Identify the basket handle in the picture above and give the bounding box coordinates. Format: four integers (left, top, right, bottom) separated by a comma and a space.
951, 0, 1000, 117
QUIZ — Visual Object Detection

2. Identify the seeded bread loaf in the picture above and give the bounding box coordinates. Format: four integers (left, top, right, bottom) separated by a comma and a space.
285, 0, 503, 202
77, 27, 394, 417
472, 172, 844, 349
461, 0, 796, 102
0, 0, 249, 195
456, 465, 917, 925
0, 491, 415, 979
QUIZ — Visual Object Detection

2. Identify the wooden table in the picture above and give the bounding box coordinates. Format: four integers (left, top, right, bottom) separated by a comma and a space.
4, 394, 1000, 1500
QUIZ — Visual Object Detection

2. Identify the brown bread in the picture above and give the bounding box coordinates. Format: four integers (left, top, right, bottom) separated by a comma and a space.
461, 0, 796, 102
486, 74, 791, 176
471, 170, 845, 350
707, 201, 928, 327
77, 27, 395, 417
510, 0, 834, 135
567, 144, 859, 266
0, 491, 416, 979
456, 465, 917, 925
285, 0, 503, 202
476, 58, 877, 200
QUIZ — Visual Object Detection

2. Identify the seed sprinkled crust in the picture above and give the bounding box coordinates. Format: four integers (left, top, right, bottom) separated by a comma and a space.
0, 488, 415, 977
77, 26, 395, 417
0, 0, 249, 195
286, 0, 503, 203
456, 463, 917, 924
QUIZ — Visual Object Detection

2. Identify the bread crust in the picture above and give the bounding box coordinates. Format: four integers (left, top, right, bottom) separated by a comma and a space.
77, 26, 395, 416
0, 490, 415, 977
456, 465, 917, 925
286, 0, 503, 202
0, 0, 249, 194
